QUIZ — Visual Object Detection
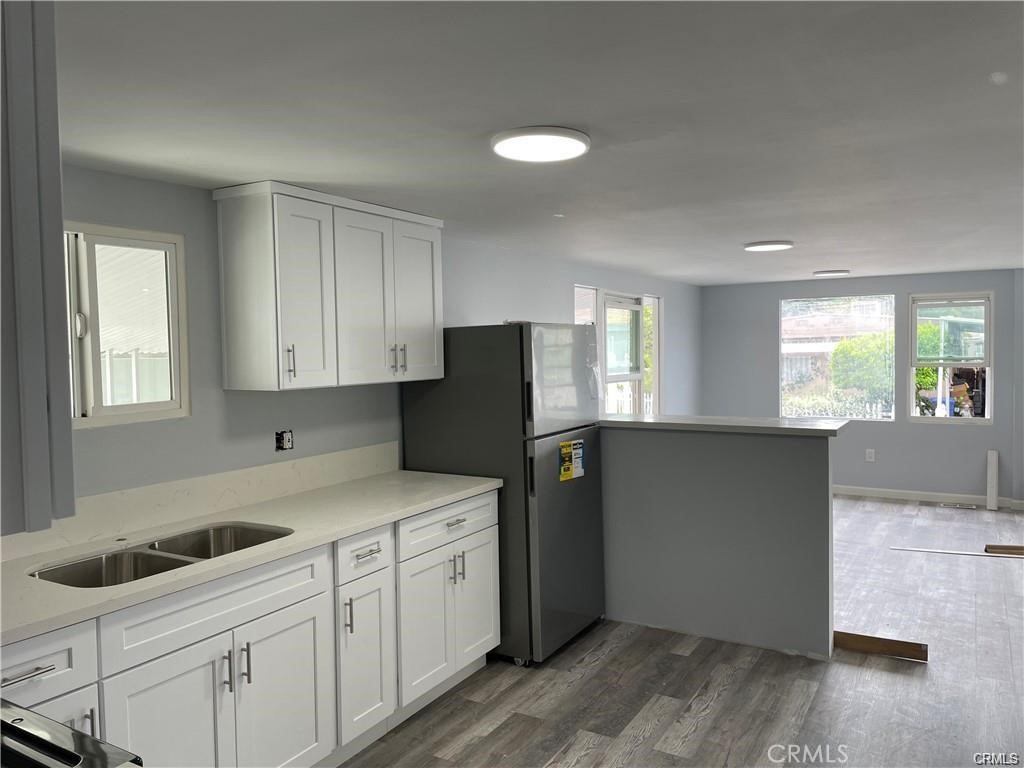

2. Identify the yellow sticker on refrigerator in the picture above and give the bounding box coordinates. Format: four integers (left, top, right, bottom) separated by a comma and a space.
559, 439, 585, 482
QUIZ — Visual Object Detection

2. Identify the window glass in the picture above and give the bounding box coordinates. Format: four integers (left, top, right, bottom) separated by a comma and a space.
914, 300, 987, 363
605, 306, 639, 377
780, 295, 895, 420
574, 286, 597, 325
94, 243, 172, 406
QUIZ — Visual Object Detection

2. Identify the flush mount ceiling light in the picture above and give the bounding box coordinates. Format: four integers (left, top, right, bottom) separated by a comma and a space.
491, 126, 590, 162
743, 240, 794, 252
813, 269, 852, 278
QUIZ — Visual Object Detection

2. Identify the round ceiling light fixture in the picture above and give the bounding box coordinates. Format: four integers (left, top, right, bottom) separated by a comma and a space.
491, 126, 590, 162
813, 269, 851, 278
743, 240, 795, 252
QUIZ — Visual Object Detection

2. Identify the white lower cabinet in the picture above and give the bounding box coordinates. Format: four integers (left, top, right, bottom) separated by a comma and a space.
102, 632, 237, 768
397, 525, 499, 706
337, 567, 396, 745
235, 592, 336, 768
453, 527, 501, 669
102, 593, 335, 768
32, 684, 100, 737
397, 542, 457, 705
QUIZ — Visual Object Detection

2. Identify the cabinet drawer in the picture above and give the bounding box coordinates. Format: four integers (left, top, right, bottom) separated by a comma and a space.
335, 524, 394, 585
1, 621, 98, 707
397, 491, 497, 562
100, 546, 330, 675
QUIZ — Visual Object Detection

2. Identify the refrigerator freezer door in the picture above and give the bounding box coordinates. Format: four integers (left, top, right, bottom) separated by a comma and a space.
524, 323, 600, 438
525, 425, 604, 662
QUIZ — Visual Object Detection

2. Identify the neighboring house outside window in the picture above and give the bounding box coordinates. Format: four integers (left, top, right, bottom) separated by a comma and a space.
779, 295, 895, 420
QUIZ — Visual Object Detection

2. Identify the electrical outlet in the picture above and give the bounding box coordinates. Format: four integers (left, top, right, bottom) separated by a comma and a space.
275, 429, 294, 451
865, 448, 875, 463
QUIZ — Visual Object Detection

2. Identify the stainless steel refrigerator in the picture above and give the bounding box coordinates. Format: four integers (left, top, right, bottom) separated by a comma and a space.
402, 322, 604, 664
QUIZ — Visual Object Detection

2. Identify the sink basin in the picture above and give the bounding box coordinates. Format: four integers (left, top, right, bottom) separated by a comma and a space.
148, 523, 293, 559
32, 550, 191, 588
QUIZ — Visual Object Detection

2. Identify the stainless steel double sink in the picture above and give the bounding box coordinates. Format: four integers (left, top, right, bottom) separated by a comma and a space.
31, 523, 293, 588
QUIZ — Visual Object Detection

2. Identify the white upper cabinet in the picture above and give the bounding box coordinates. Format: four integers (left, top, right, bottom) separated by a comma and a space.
393, 221, 443, 381
334, 209, 396, 385
275, 196, 338, 389
216, 182, 443, 391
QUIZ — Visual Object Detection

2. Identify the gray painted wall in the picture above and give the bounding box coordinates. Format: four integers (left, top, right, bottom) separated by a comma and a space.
62, 165, 401, 498
601, 427, 833, 658
443, 234, 702, 416
700, 269, 1023, 500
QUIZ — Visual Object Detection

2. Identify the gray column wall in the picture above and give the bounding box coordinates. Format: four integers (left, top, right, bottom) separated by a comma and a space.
601, 427, 833, 658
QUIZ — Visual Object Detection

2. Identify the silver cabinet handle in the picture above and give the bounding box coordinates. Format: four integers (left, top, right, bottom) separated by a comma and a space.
287, 344, 297, 379
344, 598, 354, 634
1, 664, 56, 687
450, 555, 458, 584
446, 517, 467, 529
400, 343, 408, 372
458, 551, 467, 580
355, 546, 382, 561
389, 345, 398, 373
83, 707, 97, 737
223, 650, 234, 693
241, 642, 253, 685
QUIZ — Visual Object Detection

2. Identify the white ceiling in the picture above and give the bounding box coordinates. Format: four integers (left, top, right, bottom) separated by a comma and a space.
54, 2, 1023, 285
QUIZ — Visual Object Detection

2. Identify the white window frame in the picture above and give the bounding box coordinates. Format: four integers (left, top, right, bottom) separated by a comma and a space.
574, 285, 661, 417
907, 291, 992, 425
777, 294, 896, 422
65, 221, 190, 428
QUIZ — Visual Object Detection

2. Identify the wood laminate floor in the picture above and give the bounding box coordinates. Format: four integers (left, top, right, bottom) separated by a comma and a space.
343, 498, 1024, 768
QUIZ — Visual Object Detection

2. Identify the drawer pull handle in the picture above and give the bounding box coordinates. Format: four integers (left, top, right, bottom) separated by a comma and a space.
446, 518, 467, 529
458, 551, 467, 580
355, 547, 382, 561
287, 344, 297, 379
241, 642, 253, 685
1, 664, 56, 687
450, 555, 458, 584
400, 343, 408, 372
84, 707, 97, 737
223, 650, 234, 693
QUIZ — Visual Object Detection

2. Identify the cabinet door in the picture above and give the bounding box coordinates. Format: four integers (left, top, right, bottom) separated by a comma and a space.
453, 526, 501, 670
337, 568, 396, 745
274, 194, 337, 389
397, 544, 455, 706
32, 684, 100, 739
234, 592, 336, 768
334, 209, 396, 385
393, 221, 443, 381
102, 633, 236, 768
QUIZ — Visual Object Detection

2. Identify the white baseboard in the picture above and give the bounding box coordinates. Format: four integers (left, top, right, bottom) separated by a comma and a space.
834, 484, 1024, 512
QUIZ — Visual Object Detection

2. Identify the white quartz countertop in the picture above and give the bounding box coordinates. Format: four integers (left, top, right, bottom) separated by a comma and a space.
600, 414, 848, 437
1, 470, 502, 646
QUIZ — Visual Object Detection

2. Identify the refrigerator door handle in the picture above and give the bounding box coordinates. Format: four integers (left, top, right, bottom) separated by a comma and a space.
528, 455, 536, 497
524, 381, 533, 423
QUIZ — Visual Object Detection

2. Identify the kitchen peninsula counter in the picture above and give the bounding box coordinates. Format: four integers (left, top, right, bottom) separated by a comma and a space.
600, 414, 847, 659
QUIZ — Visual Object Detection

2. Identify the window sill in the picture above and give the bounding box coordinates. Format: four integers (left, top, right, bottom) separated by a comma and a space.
906, 415, 993, 425
72, 406, 190, 430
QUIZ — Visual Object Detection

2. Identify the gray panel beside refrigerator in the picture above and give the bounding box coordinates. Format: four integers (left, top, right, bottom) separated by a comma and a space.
402, 322, 604, 663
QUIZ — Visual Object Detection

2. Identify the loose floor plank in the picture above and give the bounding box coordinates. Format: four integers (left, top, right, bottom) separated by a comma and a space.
833, 630, 928, 662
